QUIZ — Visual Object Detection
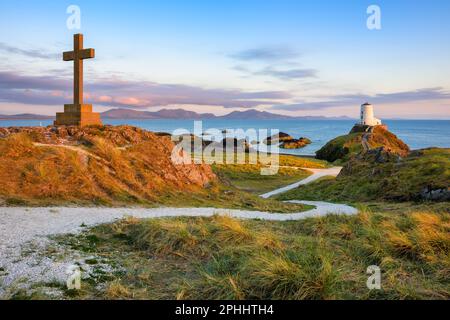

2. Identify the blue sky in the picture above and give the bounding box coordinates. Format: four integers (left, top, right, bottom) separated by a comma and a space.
0, 0, 449, 118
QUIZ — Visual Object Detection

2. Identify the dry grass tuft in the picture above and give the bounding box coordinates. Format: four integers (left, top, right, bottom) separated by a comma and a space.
212, 215, 254, 244
247, 248, 338, 300
130, 219, 203, 257
105, 281, 134, 299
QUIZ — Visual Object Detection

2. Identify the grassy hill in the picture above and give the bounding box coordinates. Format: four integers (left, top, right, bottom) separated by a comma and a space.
0, 126, 214, 206
316, 125, 410, 163
0, 126, 311, 213
278, 148, 450, 203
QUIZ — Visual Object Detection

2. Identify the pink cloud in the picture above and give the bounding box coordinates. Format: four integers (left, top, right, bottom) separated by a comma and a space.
95, 95, 113, 103
0, 71, 288, 109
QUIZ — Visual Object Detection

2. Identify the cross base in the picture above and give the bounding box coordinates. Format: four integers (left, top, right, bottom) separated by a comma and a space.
55, 104, 102, 127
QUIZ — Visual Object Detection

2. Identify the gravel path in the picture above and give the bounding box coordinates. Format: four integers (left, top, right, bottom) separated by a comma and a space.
361, 126, 374, 151
260, 167, 342, 198
0, 167, 357, 297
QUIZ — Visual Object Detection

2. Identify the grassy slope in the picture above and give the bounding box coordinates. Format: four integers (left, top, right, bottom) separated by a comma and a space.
209, 154, 327, 202
194, 154, 328, 209
213, 165, 310, 194
315, 133, 364, 163
18, 203, 449, 300
277, 148, 450, 203
0, 131, 313, 213
369, 126, 410, 155
315, 126, 410, 163
152, 184, 313, 213
278, 154, 329, 168
0, 131, 212, 206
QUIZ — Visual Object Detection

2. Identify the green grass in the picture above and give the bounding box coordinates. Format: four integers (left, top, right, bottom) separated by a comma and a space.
28, 202, 449, 300
213, 164, 311, 194
197, 153, 329, 168
315, 133, 363, 163
278, 148, 450, 203
209, 154, 329, 195
278, 154, 329, 168
155, 182, 314, 213
276, 176, 342, 202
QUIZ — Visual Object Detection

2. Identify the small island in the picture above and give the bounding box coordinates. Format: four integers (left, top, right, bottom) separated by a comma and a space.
265, 132, 312, 149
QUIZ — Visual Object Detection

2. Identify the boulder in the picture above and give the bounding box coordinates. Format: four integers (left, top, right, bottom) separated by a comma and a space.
420, 187, 450, 201
280, 137, 312, 149
264, 132, 294, 145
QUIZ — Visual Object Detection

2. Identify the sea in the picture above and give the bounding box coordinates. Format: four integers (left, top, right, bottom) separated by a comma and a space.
0, 119, 448, 156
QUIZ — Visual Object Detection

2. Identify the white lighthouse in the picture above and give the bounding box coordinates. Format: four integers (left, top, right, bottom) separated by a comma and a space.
360, 103, 382, 126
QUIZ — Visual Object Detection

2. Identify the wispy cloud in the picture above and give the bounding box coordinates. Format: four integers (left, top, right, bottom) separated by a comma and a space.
229, 46, 317, 81
0, 71, 291, 109
254, 66, 317, 80
0, 43, 58, 60
271, 88, 450, 111
233, 65, 317, 81
229, 46, 300, 62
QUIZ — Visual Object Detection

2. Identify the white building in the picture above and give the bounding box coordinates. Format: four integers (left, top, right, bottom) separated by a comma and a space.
360, 103, 382, 126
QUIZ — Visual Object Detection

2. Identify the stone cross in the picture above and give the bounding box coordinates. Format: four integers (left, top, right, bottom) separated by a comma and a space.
55, 34, 102, 126
63, 33, 95, 105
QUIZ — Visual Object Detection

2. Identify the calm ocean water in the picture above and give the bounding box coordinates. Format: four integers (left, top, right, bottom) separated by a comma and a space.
1, 119, 448, 156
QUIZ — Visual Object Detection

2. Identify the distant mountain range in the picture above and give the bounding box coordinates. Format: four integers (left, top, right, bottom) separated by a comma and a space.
101, 108, 354, 120
0, 113, 54, 120
0, 108, 354, 121
101, 108, 217, 120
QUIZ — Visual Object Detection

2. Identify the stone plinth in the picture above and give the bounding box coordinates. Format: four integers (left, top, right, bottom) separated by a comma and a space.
54, 104, 102, 127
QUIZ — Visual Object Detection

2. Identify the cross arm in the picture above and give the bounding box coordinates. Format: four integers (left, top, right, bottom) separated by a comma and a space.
63, 51, 74, 61
79, 48, 95, 60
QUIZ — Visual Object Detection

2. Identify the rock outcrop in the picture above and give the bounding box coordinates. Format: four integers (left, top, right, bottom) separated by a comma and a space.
264, 132, 294, 145
280, 137, 312, 149
420, 187, 450, 201
265, 132, 312, 149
